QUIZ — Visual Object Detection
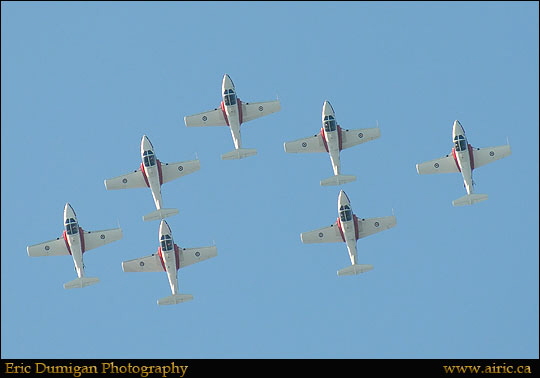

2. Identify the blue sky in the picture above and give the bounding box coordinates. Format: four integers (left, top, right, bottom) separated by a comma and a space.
2, 1, 538, 359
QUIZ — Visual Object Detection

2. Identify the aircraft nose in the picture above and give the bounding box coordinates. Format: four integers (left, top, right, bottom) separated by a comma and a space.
222, 74, 234, 90
159, 219, 172, 236
338, 190, 350, 206
141, 135, 153, 152
64, 203, 76, 218
322, 101, 335, 117
452, 120, 464, 136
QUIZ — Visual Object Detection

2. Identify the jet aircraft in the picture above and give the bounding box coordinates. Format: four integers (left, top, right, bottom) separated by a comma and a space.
27, 203, 123, 289
122, 220, 217, 305
104, 135, 200, 221
300, 190, 396, 276
416, 120, 511, 206
184, 74, 281, 160
284, 101, 380, 186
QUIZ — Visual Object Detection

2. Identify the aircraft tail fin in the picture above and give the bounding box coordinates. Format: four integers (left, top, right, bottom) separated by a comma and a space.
337, 264, 373, 276
320, 174, 356, 186
452, 193, 488, 207
221, 148, 257, 160
143, 208, 179, 222
63, 277, 100, 289
157, 293, 194, 306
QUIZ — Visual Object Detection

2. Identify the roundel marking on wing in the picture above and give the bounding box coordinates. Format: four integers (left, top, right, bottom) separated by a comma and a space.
434, 163, 440, 168
122, 178, 128, 183
100, 234, 106, 239
195, 251, 200, 257
140, 261, 145, 267
374, 222, 380, 227
318, 232, 324, 238
178, 166, 183, 171
302, 142, 308, 147
258, 106, 263, 111
45, 245, 50, 251
358, 132, 364, 138
202, 116, 208, 121
489, 151, 495, 156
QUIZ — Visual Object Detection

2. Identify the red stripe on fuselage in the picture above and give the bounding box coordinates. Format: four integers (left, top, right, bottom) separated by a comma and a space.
468, 144, 475, 170
140, 163, 150, 187
157, 247, 166, 272
337, 125, 343, 151
174, 244, 180, 270
79, 227, 86, 253
320, 128, 329, 153
451, 148, 461, 172
156, 159, 164, 185
220, 101, 230, 126
237, 98, 243, 125
62, 230, 72, 255
336, 218, 346, 242
353, 215, 359, 240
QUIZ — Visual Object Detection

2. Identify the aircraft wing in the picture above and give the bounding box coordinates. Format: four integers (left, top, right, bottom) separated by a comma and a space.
472, 144, 511, 169
161, 159, 201, 184
184, 108, 227, 127
83, 228, 123, 252
301, 223, 343, 244
27, 237, 70, 257
416, 154, 460, 174
241, 100, 281, 123
122, 253, 164, 272
340, 127, 381, 150
178, 246, 217, 269
356, 216, 397, 239
104, 170, 147, 190
284, 134, 327, 153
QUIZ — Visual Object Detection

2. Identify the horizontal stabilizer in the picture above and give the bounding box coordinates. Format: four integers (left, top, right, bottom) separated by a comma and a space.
320, 174, 356, 186
221, 148, 257, 160
337, 264, 373, 276
157, 294, 194, 306
143, 208, 179, 222
452, 193, 488, 207
64, 277, 100, 289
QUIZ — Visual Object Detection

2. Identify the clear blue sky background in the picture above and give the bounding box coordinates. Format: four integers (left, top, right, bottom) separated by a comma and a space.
2, 1, 538, 359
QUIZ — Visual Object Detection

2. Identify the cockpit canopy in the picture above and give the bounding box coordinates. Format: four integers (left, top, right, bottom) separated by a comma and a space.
160, 234, 173, 251
339, 205, 352, 222
223, 89, 237, 106
454, 135, 468, 152
65, 218, 79, 235
143, 150, 156, 167
324, 115, 337, 132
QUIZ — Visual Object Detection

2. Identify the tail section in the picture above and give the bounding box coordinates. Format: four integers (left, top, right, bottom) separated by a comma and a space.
143, 208, 179, 222
337, 264, 373, 276
221, 148, 257, 160
452, 193, 488, 207
157, 294, 194, 306
320, 174, 356, 186
64, 277, 100, 289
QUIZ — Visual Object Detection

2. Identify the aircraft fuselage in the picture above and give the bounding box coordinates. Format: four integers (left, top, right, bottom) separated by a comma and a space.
63, 203, 86, 278
320, 101, 342, 175
140, 135, 165, 210
451, 120, 475, 195
337, 191, 359, 266
157, 220, 179, 295
221, 74, 243, 149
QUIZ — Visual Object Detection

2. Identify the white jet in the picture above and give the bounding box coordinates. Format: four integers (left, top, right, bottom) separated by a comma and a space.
284, 101, 380, 186
27, 203, 123, 289
104, 135, 200, 221
122, 220, 217, 305
416, 120, 511, 206
184, 73, 281, 160
301, 190, 396, 276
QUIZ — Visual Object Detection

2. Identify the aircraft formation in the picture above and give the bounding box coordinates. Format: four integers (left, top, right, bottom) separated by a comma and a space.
26, 74, 512, 305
